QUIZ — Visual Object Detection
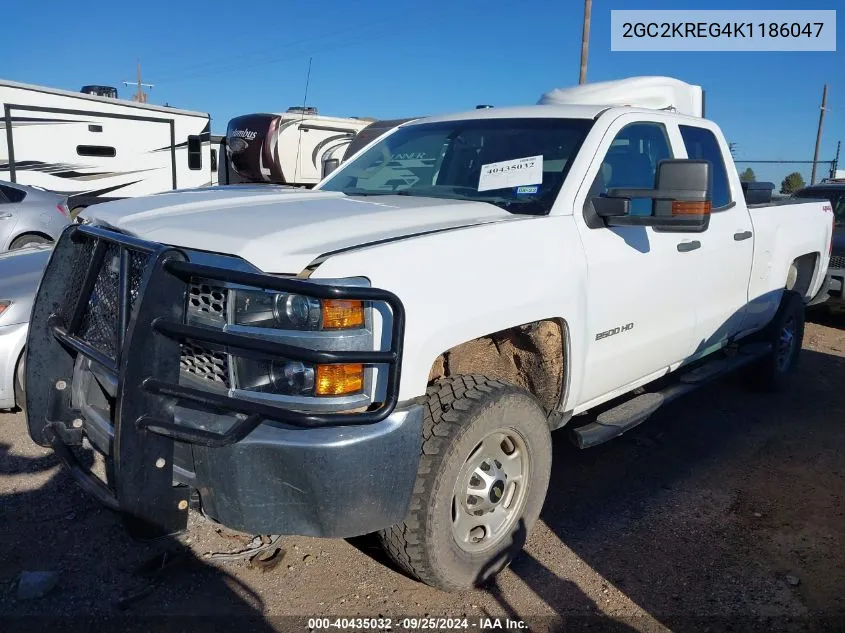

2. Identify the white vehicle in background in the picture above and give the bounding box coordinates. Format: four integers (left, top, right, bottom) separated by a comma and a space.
221, 107, 372, 186
0, 244, 50, 410
25, 77, 834, 592
0, 80, 213, 214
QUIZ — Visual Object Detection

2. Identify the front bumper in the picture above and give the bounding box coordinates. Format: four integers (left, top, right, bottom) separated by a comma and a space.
25, 224, 411, 538
183, 404, 422, 536
0, 321, 27, 409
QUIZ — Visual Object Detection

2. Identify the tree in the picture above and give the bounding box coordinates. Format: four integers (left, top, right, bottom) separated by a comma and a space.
739, 168, 756, 182
780, 172, 806, 194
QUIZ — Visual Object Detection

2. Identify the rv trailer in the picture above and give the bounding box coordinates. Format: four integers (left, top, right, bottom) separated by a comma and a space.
0, 79, 212, 212
222, 107, 372, 187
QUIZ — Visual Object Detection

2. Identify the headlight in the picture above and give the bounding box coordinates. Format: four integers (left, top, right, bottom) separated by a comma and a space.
233, 357, 317, 396
233, 289, 364, 331
182, 278, 373, 404
233, 356, 364, 397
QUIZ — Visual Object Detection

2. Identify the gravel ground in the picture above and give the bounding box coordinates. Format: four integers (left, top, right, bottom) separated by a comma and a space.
1, 315, 843, 632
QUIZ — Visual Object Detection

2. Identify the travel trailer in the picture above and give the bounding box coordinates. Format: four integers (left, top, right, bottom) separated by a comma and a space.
0, 80, 213, 212
321, 117, 419, 178
222, 107, 372, 187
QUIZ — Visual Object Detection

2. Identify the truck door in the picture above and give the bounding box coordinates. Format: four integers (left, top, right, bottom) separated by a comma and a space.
573, 115, 700, 404
677, 124, 754, 355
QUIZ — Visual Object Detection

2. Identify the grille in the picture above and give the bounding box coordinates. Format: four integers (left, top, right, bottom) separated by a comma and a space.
78, 244, 120, 357
188, 282, 227, 321
180, 341, 230, 387
183, 282, 230, 386
831, 255, 845, 269
72, 240, 150, 360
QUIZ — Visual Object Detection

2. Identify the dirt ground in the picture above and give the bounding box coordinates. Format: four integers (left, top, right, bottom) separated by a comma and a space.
1, 314, 844, 632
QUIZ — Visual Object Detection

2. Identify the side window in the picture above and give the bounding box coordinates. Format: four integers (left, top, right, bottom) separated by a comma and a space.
593, 122, 673, 216
188, 135, 202, 170
0, 184, 25, 202
679, 125, 731, 208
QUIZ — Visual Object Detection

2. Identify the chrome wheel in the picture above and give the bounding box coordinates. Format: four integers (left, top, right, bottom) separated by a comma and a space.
451, 428, 529, 553
776, 316, 796, 372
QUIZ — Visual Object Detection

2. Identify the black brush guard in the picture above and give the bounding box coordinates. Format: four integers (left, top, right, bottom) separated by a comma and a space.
25, 224, 405, 536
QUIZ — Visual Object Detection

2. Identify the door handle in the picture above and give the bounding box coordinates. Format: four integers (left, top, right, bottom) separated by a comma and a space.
677, 240, 701, 252
733, 230, 753, 241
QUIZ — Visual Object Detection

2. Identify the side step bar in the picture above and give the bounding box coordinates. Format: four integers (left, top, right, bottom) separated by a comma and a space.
570, 343, 771, 449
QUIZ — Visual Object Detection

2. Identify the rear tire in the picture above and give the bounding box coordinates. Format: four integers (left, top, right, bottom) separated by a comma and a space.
747, 290, 805, 391
9, 234, 52, 250
379, 375, 552, 591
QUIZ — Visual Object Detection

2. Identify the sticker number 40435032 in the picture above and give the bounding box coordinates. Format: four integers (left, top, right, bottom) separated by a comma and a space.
478, 155, 543, 192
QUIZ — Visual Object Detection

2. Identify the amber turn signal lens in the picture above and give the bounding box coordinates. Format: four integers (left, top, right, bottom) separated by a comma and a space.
322, 299, 364, 329
315, 363, 364, 396
671, 200, 711, 216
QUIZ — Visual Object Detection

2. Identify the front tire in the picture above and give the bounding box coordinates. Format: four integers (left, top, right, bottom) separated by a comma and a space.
747, 290, 805, 391
379, 375, 552, 591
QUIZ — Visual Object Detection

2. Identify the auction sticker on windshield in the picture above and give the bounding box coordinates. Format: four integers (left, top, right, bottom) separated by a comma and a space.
478, 155, 543, 192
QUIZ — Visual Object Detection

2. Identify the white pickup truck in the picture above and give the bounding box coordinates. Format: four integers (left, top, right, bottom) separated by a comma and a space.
25, 77, 834, 591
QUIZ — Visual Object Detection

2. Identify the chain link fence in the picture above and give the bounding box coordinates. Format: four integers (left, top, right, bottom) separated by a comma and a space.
733, 160, 840, 196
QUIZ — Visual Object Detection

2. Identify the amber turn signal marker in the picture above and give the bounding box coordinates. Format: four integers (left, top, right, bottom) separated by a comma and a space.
322, 299, 364, 329
671, 200, 712, 216
315, 363, 364, 396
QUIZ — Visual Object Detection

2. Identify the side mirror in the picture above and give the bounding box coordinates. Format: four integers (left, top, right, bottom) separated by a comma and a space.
592, 159, 712, 231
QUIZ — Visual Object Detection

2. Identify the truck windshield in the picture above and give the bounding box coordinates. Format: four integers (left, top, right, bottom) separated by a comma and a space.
318, 118, 593, 215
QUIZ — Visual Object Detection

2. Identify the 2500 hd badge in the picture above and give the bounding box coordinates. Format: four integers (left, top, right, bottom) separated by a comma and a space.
595, 322, 635, 341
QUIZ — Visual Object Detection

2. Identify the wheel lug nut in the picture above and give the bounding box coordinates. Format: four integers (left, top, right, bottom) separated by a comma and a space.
470, 526, 485, 542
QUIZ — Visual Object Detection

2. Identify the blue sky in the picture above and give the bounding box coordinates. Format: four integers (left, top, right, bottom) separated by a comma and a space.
5, 0, 843, 185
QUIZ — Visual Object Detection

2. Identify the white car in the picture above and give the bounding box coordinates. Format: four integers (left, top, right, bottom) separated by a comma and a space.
0, 244, 50, 410
24, 77, 834, 591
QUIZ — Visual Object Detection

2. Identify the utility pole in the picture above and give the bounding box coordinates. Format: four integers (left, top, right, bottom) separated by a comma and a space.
810, 83, 828, 185
579, 0, 592, 84
123, 61, 154, 103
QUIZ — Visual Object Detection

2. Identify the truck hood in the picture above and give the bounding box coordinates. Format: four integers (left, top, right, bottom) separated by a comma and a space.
87, 187, 517, 272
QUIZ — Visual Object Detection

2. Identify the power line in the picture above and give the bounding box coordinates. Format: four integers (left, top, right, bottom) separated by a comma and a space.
154, 18, 396, 84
